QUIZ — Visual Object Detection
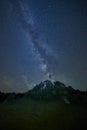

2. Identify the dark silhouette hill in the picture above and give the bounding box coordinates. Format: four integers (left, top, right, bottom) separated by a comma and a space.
26, 80, 87, 106
0, 80, 87, 130
0, 80, 87, 106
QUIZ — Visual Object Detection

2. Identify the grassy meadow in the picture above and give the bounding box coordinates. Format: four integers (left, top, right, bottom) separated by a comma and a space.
0, 98, 87, 130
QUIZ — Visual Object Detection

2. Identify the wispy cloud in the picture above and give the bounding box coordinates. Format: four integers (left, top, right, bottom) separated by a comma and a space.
0, 74, 32, 92
21, 75, 30, 88
2, 75, 14, 87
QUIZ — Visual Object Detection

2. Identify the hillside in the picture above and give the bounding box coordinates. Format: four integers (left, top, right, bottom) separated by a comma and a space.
0, 80, 87, 130
0, 80, 87, 106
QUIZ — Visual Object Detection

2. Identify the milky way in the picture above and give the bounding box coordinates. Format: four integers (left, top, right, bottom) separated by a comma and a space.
0, 0, 87, 92
10, 0, 55, 80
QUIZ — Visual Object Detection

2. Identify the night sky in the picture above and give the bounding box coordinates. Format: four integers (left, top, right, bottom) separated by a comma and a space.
0, 0, 87, 92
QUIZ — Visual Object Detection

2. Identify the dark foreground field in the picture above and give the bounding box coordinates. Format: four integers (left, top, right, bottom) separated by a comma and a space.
0, 99, 87, 130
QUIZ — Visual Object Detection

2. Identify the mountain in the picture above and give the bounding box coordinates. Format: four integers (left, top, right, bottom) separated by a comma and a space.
0, 80, 87, 130
26, 80, 87, 106
0, 80, 87, 106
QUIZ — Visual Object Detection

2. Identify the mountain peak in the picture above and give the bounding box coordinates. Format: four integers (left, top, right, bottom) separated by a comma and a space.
40, 80, 54, 90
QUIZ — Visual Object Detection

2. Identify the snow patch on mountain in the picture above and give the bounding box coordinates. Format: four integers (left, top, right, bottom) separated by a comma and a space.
63, 97, 70, 104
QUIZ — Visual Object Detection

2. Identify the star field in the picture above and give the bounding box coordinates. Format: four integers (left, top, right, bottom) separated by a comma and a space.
0, 0, 87, 92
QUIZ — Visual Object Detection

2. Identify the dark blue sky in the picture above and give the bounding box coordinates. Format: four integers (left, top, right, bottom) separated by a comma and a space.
0, 0, 87, 92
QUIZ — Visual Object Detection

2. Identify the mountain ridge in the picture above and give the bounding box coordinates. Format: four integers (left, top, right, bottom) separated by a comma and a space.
0, 80, 87, 106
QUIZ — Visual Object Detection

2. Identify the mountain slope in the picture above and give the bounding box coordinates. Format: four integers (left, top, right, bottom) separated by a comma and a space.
26, 80, 87, 106
0, 80, 87, 106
